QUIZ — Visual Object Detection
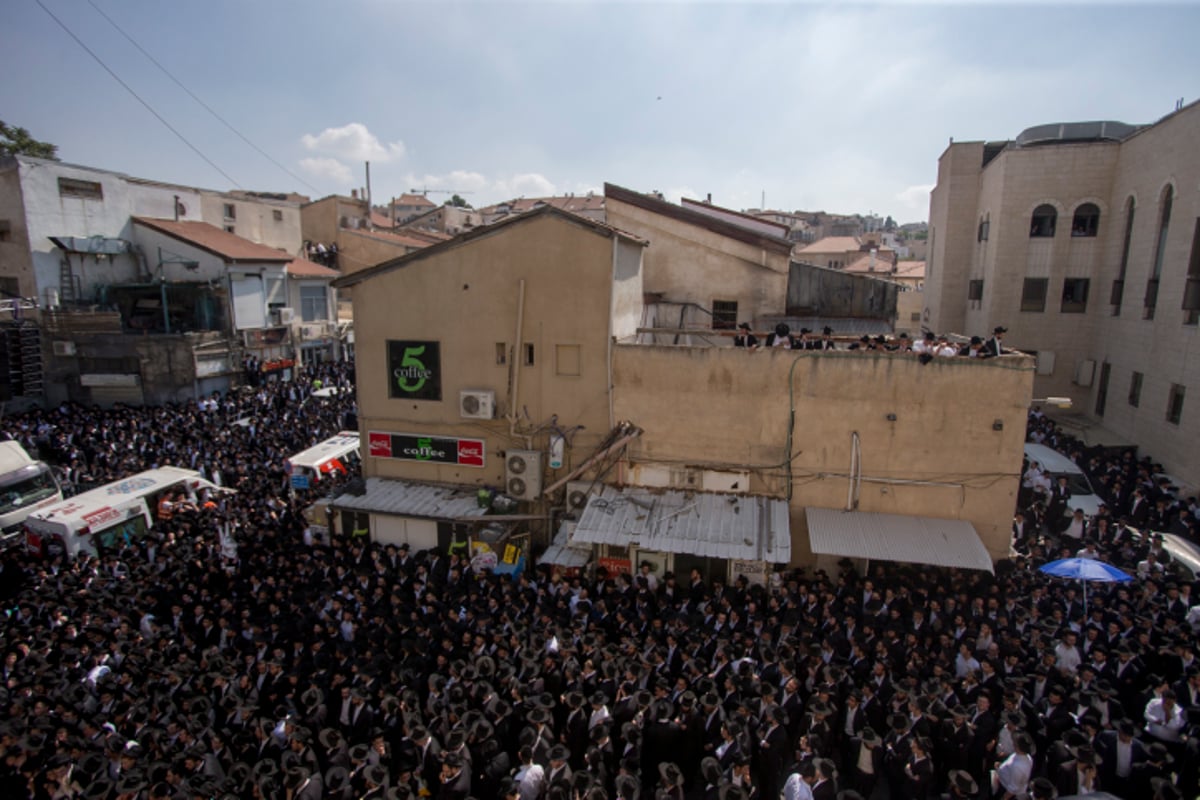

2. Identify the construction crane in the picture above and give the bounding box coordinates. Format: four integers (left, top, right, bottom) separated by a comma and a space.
408, 188, 475, 197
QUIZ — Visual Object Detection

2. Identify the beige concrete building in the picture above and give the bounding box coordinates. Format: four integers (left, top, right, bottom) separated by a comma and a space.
605, 183, 793, 338
300, 194, 430, 277
925, 102, 1200, 482
331, 203, 1033, 578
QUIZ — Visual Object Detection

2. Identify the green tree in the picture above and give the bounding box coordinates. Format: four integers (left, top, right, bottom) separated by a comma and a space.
446, 194, 472, 209
0, 121, 59, 160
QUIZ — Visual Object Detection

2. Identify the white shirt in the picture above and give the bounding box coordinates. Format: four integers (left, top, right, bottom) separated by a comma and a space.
515, 763, 545, 800
1144, 697, 1187, 741
995, 751, 1033, 799
782, 774, 814, 800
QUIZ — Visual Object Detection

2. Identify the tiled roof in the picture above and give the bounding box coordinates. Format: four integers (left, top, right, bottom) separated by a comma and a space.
285, 258, 340, 279
797, 236, 867, 254
132, 217, 292, 263
344, 227, 434, 250
396, 193, 436, 207
479, 195, 606, 215
369, 211, 394, 229
894, 260, 926, 279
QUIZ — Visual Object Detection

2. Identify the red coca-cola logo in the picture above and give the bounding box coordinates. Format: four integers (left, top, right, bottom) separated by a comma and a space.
457, 440, 484, 467
368, 432, 392, 458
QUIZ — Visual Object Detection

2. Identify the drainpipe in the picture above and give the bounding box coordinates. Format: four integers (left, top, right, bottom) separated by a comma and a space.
508, 279, 526, 438
157, 248, 170, 334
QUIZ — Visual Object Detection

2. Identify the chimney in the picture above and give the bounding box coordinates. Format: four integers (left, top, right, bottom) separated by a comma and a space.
351, 189, 358, 199
706, 193, 712, 204
869, 249, 877, 272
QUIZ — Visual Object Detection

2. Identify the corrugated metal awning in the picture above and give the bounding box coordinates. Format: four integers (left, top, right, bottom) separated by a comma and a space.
573, 486, 790, 563
540, 521, 593, 569
332, 477, 489, 520
805, 507, 993, 573
49, 236, 131, 255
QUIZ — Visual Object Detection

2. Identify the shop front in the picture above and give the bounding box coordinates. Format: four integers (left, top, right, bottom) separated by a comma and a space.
569, 485, 791, 585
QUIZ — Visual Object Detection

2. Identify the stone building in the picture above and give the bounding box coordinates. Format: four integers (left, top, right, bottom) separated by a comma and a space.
925, 101, 1200, 482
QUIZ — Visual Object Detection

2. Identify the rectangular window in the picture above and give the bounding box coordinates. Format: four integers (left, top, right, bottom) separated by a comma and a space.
298, 285, 328, 322
910, 312, 921, 322
968, 280, 984, 301
57, 177, 103, 200
1129, 372, 1143, 407
223, 203, 236, 220
711, 300, 737, 330
1167, 383, 1186, 425
495, 343, 507, 366
224, 225, 236, 234
523, 343, 535, 366
1185, 218, 1200, 325
0, 220, 10, 242
1061, 278, 1090, 313
0, 277, 19, 298
272, 209, 283, 222
1021, 278, 1048, 312
555, 345, 581, 377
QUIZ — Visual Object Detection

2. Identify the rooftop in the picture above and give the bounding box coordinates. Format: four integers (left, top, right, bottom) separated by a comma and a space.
285, 258, 340, 279
132, 217, 292, 263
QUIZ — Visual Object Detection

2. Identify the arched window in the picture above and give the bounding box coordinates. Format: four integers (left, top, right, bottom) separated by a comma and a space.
977, 214, 990, 242
1071, 203, 1100, 237
1030, 204, 1057, 238
1145, 186, 1173, 319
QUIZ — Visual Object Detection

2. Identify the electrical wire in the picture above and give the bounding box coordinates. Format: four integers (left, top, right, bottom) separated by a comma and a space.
34, 0, 241, 188
84, 0, 320, 194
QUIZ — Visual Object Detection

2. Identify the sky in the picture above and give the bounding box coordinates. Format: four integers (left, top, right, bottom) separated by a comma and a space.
3, 1, 1198, 224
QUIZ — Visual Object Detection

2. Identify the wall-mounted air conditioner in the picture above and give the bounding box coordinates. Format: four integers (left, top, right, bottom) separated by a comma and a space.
273, 308, 295, 325
52, 341, 76, 357
505, 450, 542, 500
566, 480, 598, 513
459, 390, 495, 420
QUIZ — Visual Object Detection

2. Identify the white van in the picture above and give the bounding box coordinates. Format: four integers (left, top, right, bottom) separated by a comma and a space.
24, 467, 221, 560
286, 431, 360, 493
1023, 443, 1104, 517
0, 441, 63, 536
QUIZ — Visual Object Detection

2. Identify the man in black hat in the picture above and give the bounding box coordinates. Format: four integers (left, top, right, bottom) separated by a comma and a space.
1096, 717, 1146, 796
438, 752, 471, 800
984, 326, 1007, 358
733, 323, 758, 350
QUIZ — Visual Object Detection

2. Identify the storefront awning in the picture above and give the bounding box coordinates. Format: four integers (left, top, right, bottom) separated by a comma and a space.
332, 477, 490, 520
805, 507, 993, 573
573, 486, 790, 563
540, 522, 593, 569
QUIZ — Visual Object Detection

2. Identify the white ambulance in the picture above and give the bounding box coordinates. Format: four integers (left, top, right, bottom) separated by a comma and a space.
24, 467, 222, 560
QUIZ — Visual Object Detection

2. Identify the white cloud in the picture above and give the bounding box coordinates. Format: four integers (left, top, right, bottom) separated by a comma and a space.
494, 172, 556, 198
398, 170, 558, 204
299, 157, 353, 184
896, 184, 935, 218
301, 123, 406, 163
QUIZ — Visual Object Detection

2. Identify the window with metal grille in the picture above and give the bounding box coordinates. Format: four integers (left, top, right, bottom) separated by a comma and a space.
711, 300, 738, 330
299, 285, 327, 321
57, 178, 103, 200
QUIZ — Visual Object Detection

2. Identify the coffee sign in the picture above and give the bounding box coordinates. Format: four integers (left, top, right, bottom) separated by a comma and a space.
387, 341, 441, 401
368, 431, 485, 468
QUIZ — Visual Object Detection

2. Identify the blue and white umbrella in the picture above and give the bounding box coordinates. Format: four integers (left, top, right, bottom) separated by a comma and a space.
1038, 557, 1133, 617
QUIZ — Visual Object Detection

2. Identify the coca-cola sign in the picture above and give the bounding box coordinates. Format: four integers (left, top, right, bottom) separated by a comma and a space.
367, 431, 485, 468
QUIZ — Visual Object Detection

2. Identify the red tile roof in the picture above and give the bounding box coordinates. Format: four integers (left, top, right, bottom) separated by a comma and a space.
369, 211, 395, 229
396, 193, 437, 208
132, 217, 292, 263
285, 258, 340, 279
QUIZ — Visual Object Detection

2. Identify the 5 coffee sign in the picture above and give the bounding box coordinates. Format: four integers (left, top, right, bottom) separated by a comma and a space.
387, 341, 441, 401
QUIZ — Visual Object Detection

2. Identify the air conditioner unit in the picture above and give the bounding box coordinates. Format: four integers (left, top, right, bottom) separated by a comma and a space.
52, 341, 76, 357
566, 480, 598, 513
459, 389, 495, 420
273, 307, 295, 325
1036, 351, 1056, 376
505, 450, 542, 500
300, 324, 323, 340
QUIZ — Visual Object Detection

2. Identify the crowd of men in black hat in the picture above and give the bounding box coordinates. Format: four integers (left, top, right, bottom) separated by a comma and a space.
733, 324, 1010, 361
0, 367, 1197, 800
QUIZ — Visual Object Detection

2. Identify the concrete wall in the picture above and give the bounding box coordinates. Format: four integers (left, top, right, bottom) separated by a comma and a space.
612, 345, 1035, 561
199, 192, 301, 256
606, 196, 790, 326
0, 161, 35, 297
354, 213, 635, 491
926, 142, 985, 334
